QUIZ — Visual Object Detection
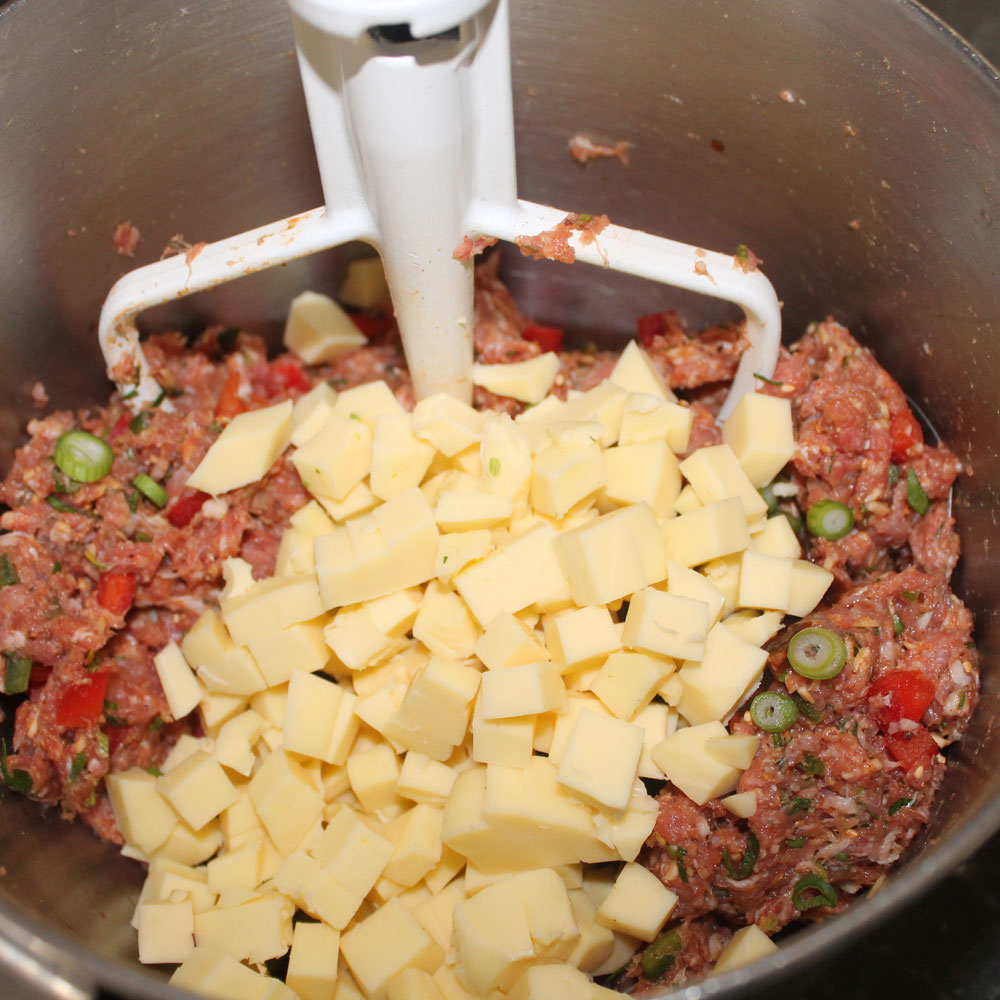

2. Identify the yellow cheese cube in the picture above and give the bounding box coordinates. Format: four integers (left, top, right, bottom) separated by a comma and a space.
274, 849, 364, 929
470, 693, 534, 767
749, 514, 801, 559
704, 733, 760, 770
412, 580, 480, 660
363, 588, 423, 638
198, 691, 247, 734
171, 946, 297, 1000
248, 749, 324, 856
291, 413, 372, 502
287, 921, 340, 1000
472, 353, 561, 404
182, 608, 267, 696
557, 709, 645, 812
479, 661, 566, 719
609, 340, 676, 400
589, 651, 674, 720
595, 781, 659, 862
340, 897, 444, 1000
423, 845, 465, 896
722, 392, 795, 487
553, 502, 666, 607
317, 479, 378, 522
387, 968, 444, 1000
595, 862, 677, 942
672, 483, 702, 515
154, 817, 223, 868
384, 655, 481, 761
665, 561, 726, 624
214, 709, 268, 776
721, 609, 784, 647
712, 923, 779, 975
193, 891, 294, 965
412, 393, 486, 457
310, 805, 395, 897
246, 619, 329, 688
632, 700, 676, 779
397, 752, 458, 805
543, 605, 621, 674
651, 721, 743, 804
158, 751, 239, 832
677, 622, 769, 725
107, 768, 178, 856
283, 669, 360, 764
663, 497, 749, 567
545, 693, 613, 765
738, 550, 794, 611
507, 963, 595, 1000
721, 790, 759, 818
316, 488, 439, 607
346, 742, 401, 814
519, 380, 627, 450
566, 889, 615, 974
788, 559, 835, 616
475, 611, 550, 670
384, 804, 444, 887
478, 414, 532, 507
623, 587, 710, 661
284, 290, 367, 363
331, 379, 405, 429
545, 419, 607, 449
249, 685, 290, 729
679, 444, 768, 524
600, 440, 681, 518
153, 641, 203, 722
530, 442, 606, 518
291, 381, 339, 447
340, 256, 389, 308
220, 573, 324, 648
435, 529, 492, 584
371, 413, 436, 501
187, 401, 293, 496
701, 553, 743, 618
206, 838, 263, 893
324, 606, 399, 673
435, 491, 512, 533
618, 391, 693, 453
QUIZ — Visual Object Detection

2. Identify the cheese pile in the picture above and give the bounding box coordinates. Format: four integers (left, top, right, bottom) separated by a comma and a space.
108, 313, 831, 1000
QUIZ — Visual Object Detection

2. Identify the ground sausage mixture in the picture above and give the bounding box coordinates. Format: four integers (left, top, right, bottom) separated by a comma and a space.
0, 259, 975, 986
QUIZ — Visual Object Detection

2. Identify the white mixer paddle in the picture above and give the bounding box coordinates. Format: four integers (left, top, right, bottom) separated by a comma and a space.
99, 0, 781, 421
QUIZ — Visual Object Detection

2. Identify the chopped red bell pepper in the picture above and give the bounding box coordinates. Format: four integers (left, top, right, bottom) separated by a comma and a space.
522, 322, 565, 354
96, 571, 136, 616
869, 670, 936, 727
885, 725, 939, 774
349, 312, 394, 339
109, 412, 132, 439
266, 357, 312, 394
55, 672, 109, 728
889, 410, 924, 464
214, 368, 246, 419
166, 490, 210, 528
636, 313, 666, 348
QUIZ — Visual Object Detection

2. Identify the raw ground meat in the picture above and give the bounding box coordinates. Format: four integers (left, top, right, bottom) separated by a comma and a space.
0, 265, 976, 988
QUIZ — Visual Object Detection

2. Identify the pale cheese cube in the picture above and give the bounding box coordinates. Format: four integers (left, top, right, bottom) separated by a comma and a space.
472, 352, 561, 404
435, 529, 492, 584
663, 497, 749, 568
171, 946, 297, 1000
315, 488, 439, 607
187, 401, 293, 496
565, 889, 615, 973
206, 838, 263, 892
748, 515, 801, 559
423, 845, 465, 896
618, 392, 692, 453
470, 694, 535, 767
519, 379, 627, 449
679, 444, 768, 524
214, 709, 268, 776
346, 742, 402, 814
596, 780, 659, 862
138, 857, 214, 915
153, 641, 203, 722
672, 483, 702, 515
676, 622, 768, 725
596, 862, 677, 942
590, 651, 674, 720
665, 561, 726, 624
788, 559, 835, 616
506, 963, 595, 1000
340, 256, 389, 308
623, 587, 710, 661
704, 733, 760, 769
530, 442, 605, 518
435, 490, 512, 531
479, 412, 532, 498
248, 749, 324, 856
193, 891, 294, 965
711, 923, 779, 975
701, 553, 743, 617
387, 968, 445, 1000
552, 502, 666, 607
220, 573, 324, 648
106, 769, 178, 856
412, 580, 480, 659
284, 290, 366, 363
721, 609, 785, 646
412, 393, 486, 456
291, 412, 372, 503
721, 790, 759, 819
651, 721, 743, 804
546, 419, 607, 449
722, 392, 795, 487
633, 700, 676, 779
557, 709, 644, 812
317, 479, 378, 522
340, 897, 444, 1000
283, 669, 360, 764
371, 413, 436, 501
247, 619, 329, 688
310, 805, 395, 897
287, 921, 340, 1000
545, 692, 613, 766
475, 611, 550, 670
479, 661, 566, 719
384, 804, 444, 887
365, 587, 424, 637
158, 751, 239, 831
154, 818, 223, 868
331, 380, 405, 429
600, 440, 681, 517
739, 550, 794, 611
199, 691, 247, 734
397, 752, 458, 805
182, 608, 267, 696
543, 604, 621, 673
249, 685, 290, 729
324, 605, 399, 672
609, 340, 676, 400
218, 556, 254, 598
274, 849, 363, 929
291, 381, 339, 447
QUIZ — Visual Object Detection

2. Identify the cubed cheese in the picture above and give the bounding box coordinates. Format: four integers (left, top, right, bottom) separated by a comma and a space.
543, 605, 621, 673
158, 751, 239, 832
589, 651, 674, 720
475, 611, 550, 670
722, 393, 795, 487
711, 923, 779, 976
371, 414, 436, 501
679, 444, 768, 524
608, 341, 676, 400
662, 497, 749, 568
618, 392, 692, 453
291, 413, 372, 502
153, 641, 203, 721
595, 863, 677, 942
650, 721, 743, 804
473, 353, 561, 404
286, 921, 340, 1000
284, 290, 367, 363
530, 442, 606, 518
557, 710, 645, 812
622, 587, 710, 661
601, 440, 682, 517
479, 661, 566, 719
412, 393, 486, 456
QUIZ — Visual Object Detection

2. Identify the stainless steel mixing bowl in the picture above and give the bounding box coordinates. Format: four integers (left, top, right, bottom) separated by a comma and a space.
1, 1, 998, 998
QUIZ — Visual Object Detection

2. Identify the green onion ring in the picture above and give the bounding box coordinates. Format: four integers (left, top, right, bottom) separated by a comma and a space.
640, 927, 683, 980
806, 499, 854, 540
792, 873, 838, 910
132, 473, 168, 508
750, 691, 800, 733
787, 627, 848, 680
54, 430, 113, 483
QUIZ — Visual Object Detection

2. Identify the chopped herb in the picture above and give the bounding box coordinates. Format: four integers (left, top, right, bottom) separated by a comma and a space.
134, 531, 153, 543
442, 555, 449, 564
639, 927, 683, 980
207, 420, 223, 435
575, 213, 594, 224
772, 733, 785, 748
45, 594, 63, 619
834, 852, 851, 861
785, 836, 808, 848
124, 446, 136, 463
145, 766, 163, 778
902, 590, 920, 602
787, 796, 812, 815
0, 554, 19, 587
121, 388, 138, 401
664, 844, 689, 883
852, 719, 859, 738
893, 614, 905, 636
906, 467, 930, 515
70, 752, 88, 782
46, 495, 81, 514
799, 752, 827, 777
103, 700, 127, 727
958, 691, 967, 710
84, 549, 109, 571
129, 411, 151, 434
888, 796, 914, 816
149, 715, 165, 731
349, 412, 361, 421
127, 491, 140, 513
488, 457, 501, 477
328, 377, 348, 388
2, 651, 32, 694
83, 791, 97, 808
753, 372, 784, 387
736, 243, 749, 263
151, 389, 167, 409
722, 830, 760, 880
0, 738, 32, 794
790, 691, 822, 723
52, 562, 62, 574
217, 327, 240, 354
888, 463, 901, 487
96, 732, 110, 755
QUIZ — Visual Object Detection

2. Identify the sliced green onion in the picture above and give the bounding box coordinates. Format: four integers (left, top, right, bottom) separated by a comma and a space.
145, 765, 163, 777
722, 830, 760, 880
0, 738, 32, 794
790, 690, 823, 723
888, 796, 914, 816
488, 457, 501, 477
54, 430, 114, 483
46, 495, 82, 515
785, 836, 808, 848
640, 927, 683, 980
892, 614, 905, 636
750, 691, 799, 733
664, 844, 688, 883
69, 752, 87, 782
2, 651, 32, 694
906, 467, 930, 515
759, 483, 779, 515
132, 473, 168, 508
0, 554, 19, 588
792, 873, 837, 911
788, 627, 847, 680
787, 796, 811, 815
806, 499, 854, 540
129, 411, 151, 435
